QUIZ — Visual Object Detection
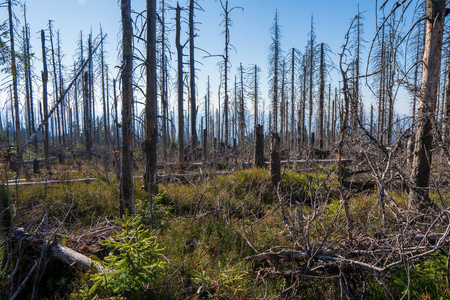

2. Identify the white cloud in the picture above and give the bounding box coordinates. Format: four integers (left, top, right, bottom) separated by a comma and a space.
77, 0, 86, 5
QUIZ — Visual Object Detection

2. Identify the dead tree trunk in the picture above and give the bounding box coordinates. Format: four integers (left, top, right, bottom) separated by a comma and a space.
318, 43, 325, 150
100, 28, 109, 165
83, 72, 91, 159
160, 0, 169, 160
254, 124, 264, 167
120, 0, 134, 215
189, 0, 198, 155
443, 44, 450, 143
176, 3, 184, 169
238, 63, 245, 147
144, 0, 158, 199
8, 0, 21, 162
41, 30, 50, 173
409, 0, 446, 211
290, 48, 296, 152
270, 11, 281, 185
270, 133, 281, 185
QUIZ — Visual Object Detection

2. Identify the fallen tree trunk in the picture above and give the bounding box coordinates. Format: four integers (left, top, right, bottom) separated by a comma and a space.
50, 244, 92, 272
4, 178, 95, 186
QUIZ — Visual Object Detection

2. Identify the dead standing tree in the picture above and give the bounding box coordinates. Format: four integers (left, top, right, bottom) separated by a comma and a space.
41, 30, 50, 173
219, 0, 242, 149
175, 2, 186, 169
8, 0, 21, 162
189, 0, 199, 156
269, 11, 281, 185
120, 0, 134, 215
409, 0, 447, 211
144, 0, 158, 207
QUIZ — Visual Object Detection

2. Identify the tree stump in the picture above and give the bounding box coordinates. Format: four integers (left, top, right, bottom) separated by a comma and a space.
270, 132, 281, 186
254, 125, 264, 167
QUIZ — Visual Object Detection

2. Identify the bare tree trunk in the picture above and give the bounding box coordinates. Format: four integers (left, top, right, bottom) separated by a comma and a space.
8, 0, 21, 162
49, 21, 62, 147
41, 30, 50, 173
239, 63, 245, 147
100, 28, 109, 160
83, 72, 91, 159
253, 65, 258, 132
24, 8, 34, 139
409, 0, 446, 211
301, 56, 307, 149
308, 17, 315, 148
121, 0, 134, 215
144, 0, 158, 200
270, 11, 280, 185
219, 0, 235, 148
189, 0, 198, 155
270, 133, 280, 185
57, 31, 67, 148
443, 46, 450, 143
290, 48, 295, 152
254, 124, 264, 167
88, 34, 96, 147
176, 3, 184, 169
318, 43, 324, 150
160, 0, 168, 160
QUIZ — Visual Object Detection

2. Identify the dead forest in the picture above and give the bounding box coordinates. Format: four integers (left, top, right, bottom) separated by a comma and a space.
1, 0, 450, 299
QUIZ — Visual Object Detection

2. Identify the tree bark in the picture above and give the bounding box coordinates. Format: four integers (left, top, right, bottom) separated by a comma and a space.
270, 132, 281, 186
144, 0, 158, 199
409, 0, 446, 211
254, 124, 264, 168
121, 0, 134, 215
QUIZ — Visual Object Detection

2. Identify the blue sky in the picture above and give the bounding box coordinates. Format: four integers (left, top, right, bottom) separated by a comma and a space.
3, 0, 417, 129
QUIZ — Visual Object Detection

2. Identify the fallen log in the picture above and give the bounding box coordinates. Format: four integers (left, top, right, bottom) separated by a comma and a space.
265, 159, 352, 166
50, 244, 92, 272
4, 178, 95, 186
245, 249, 384, 273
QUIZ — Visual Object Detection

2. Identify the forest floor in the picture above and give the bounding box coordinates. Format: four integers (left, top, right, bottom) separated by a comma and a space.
1, 150, 450, 299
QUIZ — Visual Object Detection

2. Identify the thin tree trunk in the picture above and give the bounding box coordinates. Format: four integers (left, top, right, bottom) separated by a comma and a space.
290, 49, 295, 151
120, 0, 134, 215
239, 63, 245, 147
318, 43, 325, 150
8, 0, 21, 162
41, 30, 50, 174
100, 28, 109, 175
144, 0, 158, 200
443, 45, 450, 143
176, 3, 184, 169
189, 0, 198, 155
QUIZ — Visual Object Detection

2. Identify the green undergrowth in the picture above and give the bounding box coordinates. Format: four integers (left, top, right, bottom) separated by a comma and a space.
5, 164, 450, 298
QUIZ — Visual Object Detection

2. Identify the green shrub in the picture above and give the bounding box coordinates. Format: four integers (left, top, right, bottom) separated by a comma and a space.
80, 212, 166, 299
367, 253, 450, 299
